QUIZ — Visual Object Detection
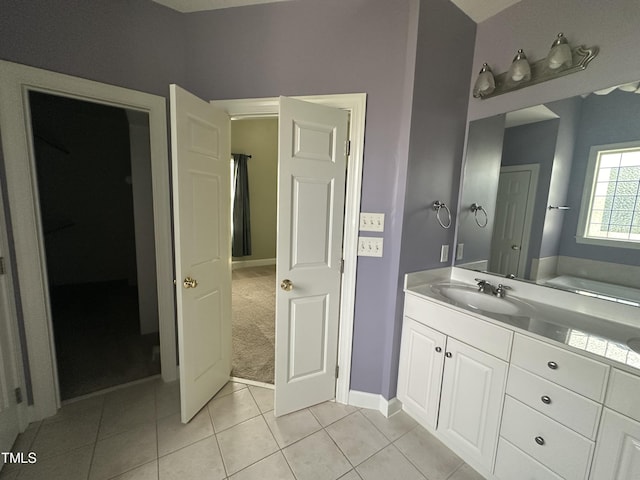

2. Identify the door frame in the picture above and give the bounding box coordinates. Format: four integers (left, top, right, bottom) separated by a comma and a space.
0, 60, 177, 420
212, 94, 366, 405
496, 164, 539, 276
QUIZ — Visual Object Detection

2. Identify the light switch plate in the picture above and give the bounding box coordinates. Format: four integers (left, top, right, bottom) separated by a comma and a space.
456, 243, 464, 260
358, 237, 384, 257
359, 212, 385, 232
440, 244, 449, 263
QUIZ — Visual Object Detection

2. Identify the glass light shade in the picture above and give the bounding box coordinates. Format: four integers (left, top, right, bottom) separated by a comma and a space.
473, 63, 495, 98
547, 33, 572, 69
508, 49, 531, 82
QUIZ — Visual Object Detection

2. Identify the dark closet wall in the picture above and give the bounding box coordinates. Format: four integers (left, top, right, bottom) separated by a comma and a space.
31, 93, 137, 286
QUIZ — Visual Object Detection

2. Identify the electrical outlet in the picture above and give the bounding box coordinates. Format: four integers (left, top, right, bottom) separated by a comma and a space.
358, 237, 384, 257
456, 243, 464, 260
359, 212, 385, 232
440, 244, 449, 263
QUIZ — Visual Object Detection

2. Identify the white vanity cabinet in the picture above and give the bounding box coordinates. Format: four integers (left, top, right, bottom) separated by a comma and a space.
495, 333, 609, 480
590, 369, 640, 479
396, 317, 446, 429
398, 294, 511, 473
398, 286, 640, 479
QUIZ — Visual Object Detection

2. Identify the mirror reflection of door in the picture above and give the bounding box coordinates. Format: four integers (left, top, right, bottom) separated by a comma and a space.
489, 165, 538, 277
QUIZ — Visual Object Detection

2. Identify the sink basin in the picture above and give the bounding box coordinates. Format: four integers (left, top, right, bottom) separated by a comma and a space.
432, 284, 532, 316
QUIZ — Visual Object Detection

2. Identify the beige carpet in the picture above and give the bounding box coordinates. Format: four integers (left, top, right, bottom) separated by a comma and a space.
231, 265, 276, 384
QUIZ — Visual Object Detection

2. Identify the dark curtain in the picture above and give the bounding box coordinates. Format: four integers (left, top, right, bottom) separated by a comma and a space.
232, 153, 252, 257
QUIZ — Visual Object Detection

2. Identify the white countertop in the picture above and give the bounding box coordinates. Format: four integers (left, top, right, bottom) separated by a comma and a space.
404, 268, 640, 374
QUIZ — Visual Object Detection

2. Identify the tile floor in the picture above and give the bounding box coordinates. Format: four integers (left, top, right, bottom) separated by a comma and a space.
0, 379, 485, 480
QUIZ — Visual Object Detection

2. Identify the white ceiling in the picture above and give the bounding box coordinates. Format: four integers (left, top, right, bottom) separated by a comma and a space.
505, 105, 559, 128
448, 0, 521, 23
151, 0, 519, 22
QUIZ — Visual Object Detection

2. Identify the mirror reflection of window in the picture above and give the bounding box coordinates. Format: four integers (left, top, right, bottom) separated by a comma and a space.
579, 143, 640, 246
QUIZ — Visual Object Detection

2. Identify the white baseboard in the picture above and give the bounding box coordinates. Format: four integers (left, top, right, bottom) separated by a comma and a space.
232, 258, 276, 270
348, 390, 402, 418
230, 376, 274, 390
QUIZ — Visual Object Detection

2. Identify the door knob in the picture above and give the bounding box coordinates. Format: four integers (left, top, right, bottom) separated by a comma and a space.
511, 245, 521, 250
280, 279, 294, 291
183, 277, 198, 289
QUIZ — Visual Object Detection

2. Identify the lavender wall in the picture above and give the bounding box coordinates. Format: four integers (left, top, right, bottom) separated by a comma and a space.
395, 0, 475, 398
0, 0, 187, 97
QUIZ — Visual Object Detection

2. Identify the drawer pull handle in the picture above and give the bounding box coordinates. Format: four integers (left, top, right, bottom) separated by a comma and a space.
547, 361, 558, 370
541, 395, 552, 405
535, 436, 545, 446
435, 347, 442, 353
445, 352, 453, 358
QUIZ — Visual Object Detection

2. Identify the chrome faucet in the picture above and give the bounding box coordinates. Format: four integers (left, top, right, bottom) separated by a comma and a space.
475, 278, 492, 294
475, 278, 512, 298
495, 284, 512, 298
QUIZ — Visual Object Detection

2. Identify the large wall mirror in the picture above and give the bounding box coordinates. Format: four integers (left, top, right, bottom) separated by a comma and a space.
455, 81, 640, 307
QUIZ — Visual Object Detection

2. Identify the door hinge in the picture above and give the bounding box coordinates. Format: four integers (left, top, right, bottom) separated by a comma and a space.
345, 140, 351, 157
15, 387, 23, 404
340, 259, 344, 274
0, 257, 5, 275
335, 365, 339, 378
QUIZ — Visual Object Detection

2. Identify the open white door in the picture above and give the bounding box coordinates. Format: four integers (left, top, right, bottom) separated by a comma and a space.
170, 85, 232, 423
0, 203, 23, 459
274, 96, 348, 417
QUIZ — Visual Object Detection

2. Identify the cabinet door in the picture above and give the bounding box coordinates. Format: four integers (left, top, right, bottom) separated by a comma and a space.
397, 317, 446, 430
438, 337, 508, 471
590, 408, 640, 480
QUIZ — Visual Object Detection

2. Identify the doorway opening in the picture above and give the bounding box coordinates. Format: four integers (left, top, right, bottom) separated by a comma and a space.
230, 117, 278, 385
29, 91, 160, 400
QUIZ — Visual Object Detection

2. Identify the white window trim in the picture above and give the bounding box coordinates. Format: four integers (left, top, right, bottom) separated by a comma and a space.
576, 140, 640, 250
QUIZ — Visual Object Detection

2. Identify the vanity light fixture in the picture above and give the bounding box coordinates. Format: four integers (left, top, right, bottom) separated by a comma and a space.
473, 33, 599, 100
472, 63, 496, 98
547, 33, 572, 69
507, 49, 531, 83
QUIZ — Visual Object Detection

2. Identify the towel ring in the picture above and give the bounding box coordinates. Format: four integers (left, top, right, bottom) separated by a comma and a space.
433, 201, 452, 229
470, 203, 488, 228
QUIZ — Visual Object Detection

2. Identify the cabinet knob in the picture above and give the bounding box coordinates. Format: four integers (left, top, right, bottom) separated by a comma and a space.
547, 361, 558, 370
435, 347, 442, 353
535, 436, 545, 446
541, 395, 552, 405
445, 352, 452, 358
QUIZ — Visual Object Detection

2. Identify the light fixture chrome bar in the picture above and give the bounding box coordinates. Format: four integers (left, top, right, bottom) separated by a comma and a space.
477, 45, 599, 100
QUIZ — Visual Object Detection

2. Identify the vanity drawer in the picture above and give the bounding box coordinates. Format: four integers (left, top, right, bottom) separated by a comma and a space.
501, 396, 594, 480
494, 438, 562, 480
511, 334, 609, 401
506, 365, 602, 439
404, 294, 512, 360
605, 368, 640, 422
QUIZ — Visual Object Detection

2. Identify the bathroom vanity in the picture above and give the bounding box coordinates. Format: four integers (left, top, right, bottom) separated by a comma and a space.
397, 268, 640, 480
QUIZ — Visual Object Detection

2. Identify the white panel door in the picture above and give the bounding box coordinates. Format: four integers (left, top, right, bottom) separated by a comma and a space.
591, 408, 640, 480
397, 318, 446, 430
275, 96, 348, 417
0, 209, 21, 459
170, 84, 232, 423
490, 169, 532, 276
438, 338, 508, 471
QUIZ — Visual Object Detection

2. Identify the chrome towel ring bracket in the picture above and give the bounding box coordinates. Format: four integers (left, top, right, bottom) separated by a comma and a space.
433, 201, 452, 229
470, 203, 488, 228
